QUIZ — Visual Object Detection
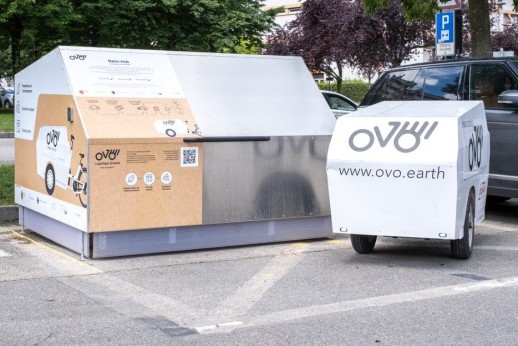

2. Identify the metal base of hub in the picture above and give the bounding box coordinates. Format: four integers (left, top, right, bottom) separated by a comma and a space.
19, 207, 332, 258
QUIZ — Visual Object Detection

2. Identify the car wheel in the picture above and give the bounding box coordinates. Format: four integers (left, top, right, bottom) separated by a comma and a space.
451, 192, 475, 259
45, 163, 56, 195
350, 234, 377, 254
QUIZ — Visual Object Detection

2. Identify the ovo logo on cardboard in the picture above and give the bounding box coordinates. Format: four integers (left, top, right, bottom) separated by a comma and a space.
349, 121, 439, 153
95, 149, 120, 161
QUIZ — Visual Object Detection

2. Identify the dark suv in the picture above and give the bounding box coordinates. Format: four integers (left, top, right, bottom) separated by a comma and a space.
361, 58, 518, 200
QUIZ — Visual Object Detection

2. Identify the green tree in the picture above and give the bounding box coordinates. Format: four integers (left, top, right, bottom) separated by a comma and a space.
0, 0, 74, 74
65, 0, 155, 47
0, 0, 275, 76
361, 0, 518, 58
65, 0, 275, 52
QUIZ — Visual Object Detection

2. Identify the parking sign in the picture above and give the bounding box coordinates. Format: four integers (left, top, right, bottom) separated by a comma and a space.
436, 11, 455, 56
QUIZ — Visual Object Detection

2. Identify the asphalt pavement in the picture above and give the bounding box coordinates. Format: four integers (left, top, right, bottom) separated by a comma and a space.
1, 200, 518, 345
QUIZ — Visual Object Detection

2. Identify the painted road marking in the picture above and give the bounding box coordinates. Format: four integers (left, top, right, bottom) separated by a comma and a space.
211, 243, 310, 321
0, 249, 11, 257
10, 231, 100, 276
196, 321, 244, 333
57, 240, 351, 329
5, 231, 208, 329
477, 245, 518, 251
5, 226, 518, 337
196, 276, 518, 334
59, 273, 208, 328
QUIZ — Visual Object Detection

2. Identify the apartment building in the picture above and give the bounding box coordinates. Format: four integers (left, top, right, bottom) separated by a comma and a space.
491, 0, 518, 31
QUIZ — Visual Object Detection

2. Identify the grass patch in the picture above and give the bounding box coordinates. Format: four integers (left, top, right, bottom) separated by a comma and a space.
0, 112, 14, 132
0, 165, 14, 206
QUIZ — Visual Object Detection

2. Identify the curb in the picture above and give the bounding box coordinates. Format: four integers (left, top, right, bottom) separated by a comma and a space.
0, 132, 14, 138
0, 205, 18, 223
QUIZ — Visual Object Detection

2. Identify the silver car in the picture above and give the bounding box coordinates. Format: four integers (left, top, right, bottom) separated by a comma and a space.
322, 90, 358, 118
0, 87, 14, 108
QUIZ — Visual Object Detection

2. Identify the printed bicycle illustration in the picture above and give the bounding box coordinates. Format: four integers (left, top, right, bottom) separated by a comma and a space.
36, 127, 88, 208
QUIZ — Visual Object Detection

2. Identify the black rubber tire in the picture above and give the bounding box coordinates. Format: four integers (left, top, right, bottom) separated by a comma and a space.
451, 192, 475, 259
45, 163, 55, 195
350, 234, 377, 254
74, 168, 88, 208
4, 101, 12, 108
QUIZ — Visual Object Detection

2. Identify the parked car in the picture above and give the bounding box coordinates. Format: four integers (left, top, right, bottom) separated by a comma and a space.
0, 87, 14, 108
322, 90, 358, 117
360, 57, 518, 200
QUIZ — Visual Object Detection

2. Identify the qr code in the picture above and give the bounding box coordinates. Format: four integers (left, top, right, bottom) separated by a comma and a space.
181, 147, 198, 167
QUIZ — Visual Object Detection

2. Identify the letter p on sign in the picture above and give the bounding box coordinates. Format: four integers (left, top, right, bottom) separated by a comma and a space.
442, 15, 449, 29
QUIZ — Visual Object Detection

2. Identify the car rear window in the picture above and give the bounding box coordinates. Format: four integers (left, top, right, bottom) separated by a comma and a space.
361, 69, 420, 105
361, 65, 464, 105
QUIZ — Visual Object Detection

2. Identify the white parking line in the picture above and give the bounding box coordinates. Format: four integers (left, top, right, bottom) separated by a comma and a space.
9, 231, 100, 276
211, 243, 310, 321
477, 245, 518, 251
59, 273, 208, 328
196, 276, 518, 334
0, 249, 11, 257
6, 231, 208, 328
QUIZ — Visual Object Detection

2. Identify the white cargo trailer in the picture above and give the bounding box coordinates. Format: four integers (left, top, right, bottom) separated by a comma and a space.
327, 101, 489, 259
15, 46, 335, 258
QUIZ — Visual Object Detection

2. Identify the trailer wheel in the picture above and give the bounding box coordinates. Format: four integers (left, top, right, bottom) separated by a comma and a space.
350, 234, 377, 254
45, 163, 55, 195
451, 192, 475, 259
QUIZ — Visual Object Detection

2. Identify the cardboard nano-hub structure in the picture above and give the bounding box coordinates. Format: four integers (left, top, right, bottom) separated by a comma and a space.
15, 46, 336, 258
327, 101, 489, 240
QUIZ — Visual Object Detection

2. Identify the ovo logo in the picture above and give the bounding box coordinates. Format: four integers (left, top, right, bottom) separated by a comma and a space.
95, 149, 120, 161
349, 121, 439, 153
69, 54, 86, 61
468, 125, 483, 171
46, 130, 60, 147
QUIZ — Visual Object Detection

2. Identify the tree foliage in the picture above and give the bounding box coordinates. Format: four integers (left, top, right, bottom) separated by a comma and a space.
265, 0, 433, 90
492, 24, 518, 53
0, 0, 275, 76
362, 0, 518, 58
0, 0, 75, 77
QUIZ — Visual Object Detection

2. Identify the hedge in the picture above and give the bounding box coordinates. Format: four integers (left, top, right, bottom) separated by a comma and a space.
317, 80, 371, 103
0, 112, 13, 132
0, 108, 13, 115
0, 165, 14, 206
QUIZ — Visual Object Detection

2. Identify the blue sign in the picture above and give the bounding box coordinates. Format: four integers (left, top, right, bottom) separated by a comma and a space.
436, 11, 455, 44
